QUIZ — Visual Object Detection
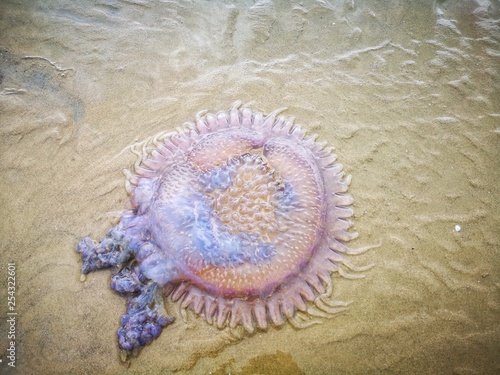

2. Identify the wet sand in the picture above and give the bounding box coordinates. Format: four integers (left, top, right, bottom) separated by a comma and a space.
0, 1, 499, 374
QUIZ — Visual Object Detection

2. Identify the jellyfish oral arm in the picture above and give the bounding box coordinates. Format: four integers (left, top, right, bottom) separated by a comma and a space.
76, 226, 133, 275
115, 280, 174, 355
76, 217, 177, 355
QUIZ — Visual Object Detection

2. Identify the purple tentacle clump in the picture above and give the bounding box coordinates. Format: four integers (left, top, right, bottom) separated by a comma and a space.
77, 218, 175, 356
76, 226, 132, 274
116, 283, 174, 353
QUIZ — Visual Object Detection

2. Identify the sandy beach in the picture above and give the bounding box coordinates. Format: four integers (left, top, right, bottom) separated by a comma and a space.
0, 1, 498, 374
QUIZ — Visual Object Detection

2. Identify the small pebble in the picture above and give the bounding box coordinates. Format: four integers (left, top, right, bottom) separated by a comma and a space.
454, 225, 461, 232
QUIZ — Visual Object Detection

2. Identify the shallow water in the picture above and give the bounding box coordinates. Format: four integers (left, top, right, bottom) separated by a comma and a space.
0, 0, 499, 374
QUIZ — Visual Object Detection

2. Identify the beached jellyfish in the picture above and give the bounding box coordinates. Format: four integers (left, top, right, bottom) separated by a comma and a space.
77, 102, 374, 357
